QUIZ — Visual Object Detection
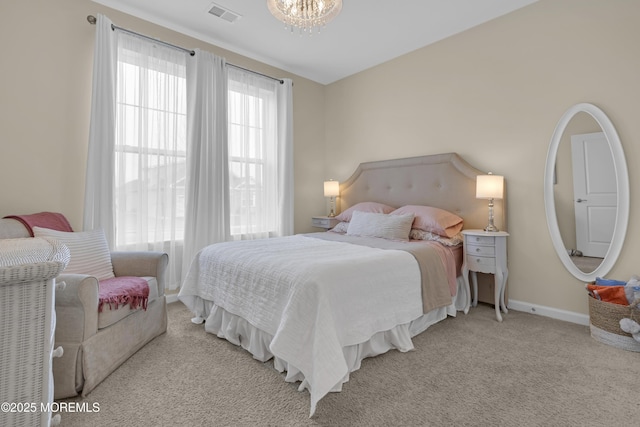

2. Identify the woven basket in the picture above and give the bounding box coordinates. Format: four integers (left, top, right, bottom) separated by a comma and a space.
588, 295, 640, 352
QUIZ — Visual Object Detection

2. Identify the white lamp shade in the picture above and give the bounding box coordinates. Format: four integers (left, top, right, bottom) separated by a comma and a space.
324, 180, 340, 197
476, 174, 504, 199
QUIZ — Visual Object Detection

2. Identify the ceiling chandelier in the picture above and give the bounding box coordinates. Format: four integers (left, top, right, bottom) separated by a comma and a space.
267, 0, 343, 34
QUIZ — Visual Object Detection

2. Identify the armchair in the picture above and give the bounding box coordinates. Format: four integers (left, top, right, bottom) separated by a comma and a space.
0, 217, 168, 399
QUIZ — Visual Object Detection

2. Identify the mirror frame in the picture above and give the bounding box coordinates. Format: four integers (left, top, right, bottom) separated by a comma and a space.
544, 103, 629, 282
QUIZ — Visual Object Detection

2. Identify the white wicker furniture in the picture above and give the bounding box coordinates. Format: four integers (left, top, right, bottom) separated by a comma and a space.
0, 237, 69, 427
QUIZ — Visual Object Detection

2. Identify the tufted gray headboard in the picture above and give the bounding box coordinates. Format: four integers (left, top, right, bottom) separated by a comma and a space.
339, 153, 507, 232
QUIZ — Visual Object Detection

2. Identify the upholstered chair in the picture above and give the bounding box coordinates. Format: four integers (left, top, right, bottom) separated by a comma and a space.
0, 216, 168, 398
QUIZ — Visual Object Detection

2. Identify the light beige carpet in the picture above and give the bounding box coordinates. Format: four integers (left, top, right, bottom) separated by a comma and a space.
59, 301, 639, 426
570, 255, 603, 274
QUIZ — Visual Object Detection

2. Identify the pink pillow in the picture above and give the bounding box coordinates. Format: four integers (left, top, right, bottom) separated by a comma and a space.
391, 205, 463, 238
335, 202, 396, 222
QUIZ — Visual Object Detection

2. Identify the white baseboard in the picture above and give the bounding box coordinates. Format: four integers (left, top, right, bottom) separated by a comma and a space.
166, 294, 179, 304
508, 299, 589, 326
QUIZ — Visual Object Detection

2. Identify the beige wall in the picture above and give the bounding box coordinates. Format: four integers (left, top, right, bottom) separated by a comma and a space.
0, 0, 326, 234
325, 0, 640, 316
2, 0, 638, 318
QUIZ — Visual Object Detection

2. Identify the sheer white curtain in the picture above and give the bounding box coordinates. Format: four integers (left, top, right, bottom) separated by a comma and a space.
86, 16, 293, 289
84, 14, 117, 245
276, 78, 294, 236
181, 50, 229, 277
227, 69, 294, 239
113, 31, 187, 290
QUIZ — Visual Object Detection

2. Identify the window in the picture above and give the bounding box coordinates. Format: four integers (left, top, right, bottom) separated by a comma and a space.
114, 43, 284, 246
227, 68, 281, 239
114, 35, 187, 250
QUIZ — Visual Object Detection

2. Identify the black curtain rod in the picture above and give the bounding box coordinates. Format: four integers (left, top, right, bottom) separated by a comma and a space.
87, 15, 284, 84
227, 63, 285, 84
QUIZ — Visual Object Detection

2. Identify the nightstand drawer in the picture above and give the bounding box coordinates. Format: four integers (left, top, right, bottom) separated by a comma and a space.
467, 255, 496, 272
466, 244, 495, 257
312, 218, 330, 228
312, 217, 339, 229
466, 235, 495, 245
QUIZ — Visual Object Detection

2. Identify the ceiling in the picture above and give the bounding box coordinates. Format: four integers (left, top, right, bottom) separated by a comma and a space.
93, 0, 538, 85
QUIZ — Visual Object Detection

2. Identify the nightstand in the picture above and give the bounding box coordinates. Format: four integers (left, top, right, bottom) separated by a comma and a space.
461, 229, 509, 322
312, 216, 340, 230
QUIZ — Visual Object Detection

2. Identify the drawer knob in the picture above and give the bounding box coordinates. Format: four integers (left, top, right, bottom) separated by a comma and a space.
475, 248, 480, 252
53, 346, 64, 358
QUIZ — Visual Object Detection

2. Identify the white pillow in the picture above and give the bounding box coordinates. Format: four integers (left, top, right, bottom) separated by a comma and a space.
33, 227, 115, 281
329, 222, 349, 233
346, 211, 414, 241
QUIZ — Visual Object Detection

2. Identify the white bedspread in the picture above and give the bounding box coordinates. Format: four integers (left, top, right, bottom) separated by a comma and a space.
179, 234, 443, 415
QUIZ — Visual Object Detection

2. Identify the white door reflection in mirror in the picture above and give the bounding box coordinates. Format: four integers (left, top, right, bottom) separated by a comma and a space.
544, 103, 629, 282
571, 132, 616, 259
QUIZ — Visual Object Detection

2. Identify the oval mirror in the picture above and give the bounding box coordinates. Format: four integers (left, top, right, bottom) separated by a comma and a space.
544, 103, 629, 282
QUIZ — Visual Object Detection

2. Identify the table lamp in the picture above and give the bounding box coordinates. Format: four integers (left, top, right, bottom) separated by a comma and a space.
324, 180, 340, 217
476, 173, 504, 232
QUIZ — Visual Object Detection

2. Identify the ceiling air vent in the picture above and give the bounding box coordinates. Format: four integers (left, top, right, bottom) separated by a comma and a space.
208, 3, 241, 23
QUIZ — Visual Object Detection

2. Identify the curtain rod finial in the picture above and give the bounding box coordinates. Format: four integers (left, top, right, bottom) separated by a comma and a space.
87, 15, 97, 25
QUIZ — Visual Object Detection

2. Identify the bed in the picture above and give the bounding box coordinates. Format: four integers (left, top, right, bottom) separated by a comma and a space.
178, 152, 506, 416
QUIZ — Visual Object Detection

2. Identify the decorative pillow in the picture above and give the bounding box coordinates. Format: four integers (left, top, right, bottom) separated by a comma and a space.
346, 211, 414, 241
391, 205, 463, 238
329, 222, 349, 233
33, 227, 115, 281
335, 202, 396, 222
409, 229, 463, 246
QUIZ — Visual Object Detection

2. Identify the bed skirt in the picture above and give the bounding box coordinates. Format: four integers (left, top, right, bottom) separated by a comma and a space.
182, 276, 467, 415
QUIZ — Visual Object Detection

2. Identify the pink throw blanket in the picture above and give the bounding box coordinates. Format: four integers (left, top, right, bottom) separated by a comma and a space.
98, 276, 150, 312
4, 212, 73, 236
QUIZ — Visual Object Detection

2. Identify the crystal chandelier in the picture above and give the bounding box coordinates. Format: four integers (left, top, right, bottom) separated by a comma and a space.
267, 0, 343, 34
